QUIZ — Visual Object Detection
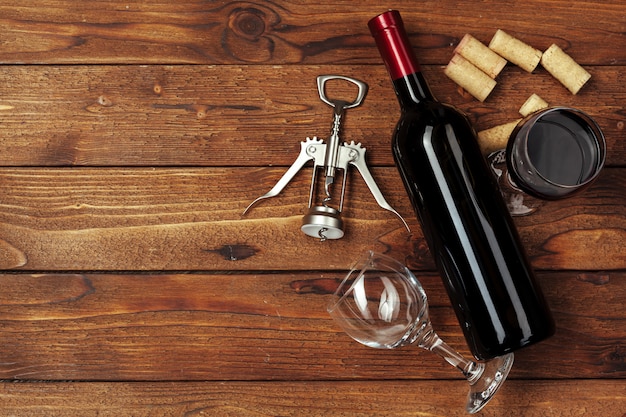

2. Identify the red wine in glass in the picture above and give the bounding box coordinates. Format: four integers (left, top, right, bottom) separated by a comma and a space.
506, 107, 606, 200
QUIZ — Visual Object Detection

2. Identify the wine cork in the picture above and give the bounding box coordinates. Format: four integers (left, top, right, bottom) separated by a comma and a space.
519, 94, 549, 116
444, 54, 497, 102
477, 119, 521, 155
540, 44, 591, 94
454, 34, 507, 78
489, 29, 542, 73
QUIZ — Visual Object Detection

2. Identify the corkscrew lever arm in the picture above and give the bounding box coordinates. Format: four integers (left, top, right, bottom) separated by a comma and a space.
345, 143, 410, 233
242, 138, 323, 215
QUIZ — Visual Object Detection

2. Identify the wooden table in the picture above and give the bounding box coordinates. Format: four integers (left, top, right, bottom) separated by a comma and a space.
1, 1, 624, 415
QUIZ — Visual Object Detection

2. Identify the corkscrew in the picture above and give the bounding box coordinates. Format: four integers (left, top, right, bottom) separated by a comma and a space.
243, 75, 409, 241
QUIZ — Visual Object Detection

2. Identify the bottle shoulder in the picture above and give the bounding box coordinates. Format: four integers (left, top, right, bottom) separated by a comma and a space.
401, 100, 468, 121
396, 102, 474, 137
393, 101, 479, 152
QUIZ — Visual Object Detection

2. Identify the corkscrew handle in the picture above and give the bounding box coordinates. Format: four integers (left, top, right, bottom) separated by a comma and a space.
316, 75, 368, 109
316, 75, 368, 199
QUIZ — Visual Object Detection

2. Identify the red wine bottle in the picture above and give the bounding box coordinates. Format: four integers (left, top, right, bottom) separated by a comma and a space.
369, 10, 555, 360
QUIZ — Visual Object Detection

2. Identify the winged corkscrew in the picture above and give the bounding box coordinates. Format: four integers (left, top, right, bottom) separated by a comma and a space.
243, 75, 409, 241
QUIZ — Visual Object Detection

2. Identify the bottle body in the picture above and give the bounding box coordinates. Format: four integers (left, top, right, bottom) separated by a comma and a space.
370, 11, 555, 360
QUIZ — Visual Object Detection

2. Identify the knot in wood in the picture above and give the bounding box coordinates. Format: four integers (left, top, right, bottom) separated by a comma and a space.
229, 8, 267, 40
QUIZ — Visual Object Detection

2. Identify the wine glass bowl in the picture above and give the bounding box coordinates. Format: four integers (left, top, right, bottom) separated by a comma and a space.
506, 107, 606, 200
328, 251, 513, 414
488, 107, 605, 216
328, 251, 429, 349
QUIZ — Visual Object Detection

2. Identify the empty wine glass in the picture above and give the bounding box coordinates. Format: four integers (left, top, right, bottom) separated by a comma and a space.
489, 107, 606, 216
328, 250, 513, 414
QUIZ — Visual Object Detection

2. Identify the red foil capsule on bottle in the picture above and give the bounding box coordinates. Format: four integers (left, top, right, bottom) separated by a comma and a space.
368, 10, 420, 80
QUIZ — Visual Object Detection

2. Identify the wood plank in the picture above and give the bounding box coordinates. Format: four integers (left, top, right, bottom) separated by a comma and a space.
0, 65, 623, 166
0, 380, 626, 417
1, 271, 624, 381
0, 167, 624, 271
0, 1, 623, 65
1, 380, 625, 416
1, 1, 623, 416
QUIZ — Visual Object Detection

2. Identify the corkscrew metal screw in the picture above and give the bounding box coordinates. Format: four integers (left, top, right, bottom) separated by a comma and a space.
243, 75, 410, 241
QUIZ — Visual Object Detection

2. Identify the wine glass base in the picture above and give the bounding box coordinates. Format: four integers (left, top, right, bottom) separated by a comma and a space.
465, 353, 514, 414
488, 150, 542, 216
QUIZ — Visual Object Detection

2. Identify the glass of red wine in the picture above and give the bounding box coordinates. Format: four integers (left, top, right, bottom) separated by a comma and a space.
490, 107, 605, 216
328, 251, 514, 414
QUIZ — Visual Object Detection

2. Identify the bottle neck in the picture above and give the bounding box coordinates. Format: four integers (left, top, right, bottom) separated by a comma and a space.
368, 10, 435, 107
393, 72, 434, 108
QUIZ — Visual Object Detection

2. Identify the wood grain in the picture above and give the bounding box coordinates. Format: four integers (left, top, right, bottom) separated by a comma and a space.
0, 167, 623, 271
0, 65, 623, 166
1, 380, 625, 416
0, 271, 624, 381
1, 0, 624, 415
0, 0, 623, 65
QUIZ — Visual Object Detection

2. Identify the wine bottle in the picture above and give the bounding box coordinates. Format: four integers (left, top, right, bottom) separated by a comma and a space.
368, 10, 555, 360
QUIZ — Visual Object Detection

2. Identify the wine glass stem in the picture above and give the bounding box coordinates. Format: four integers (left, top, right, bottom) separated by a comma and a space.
418, 326, 483, 382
